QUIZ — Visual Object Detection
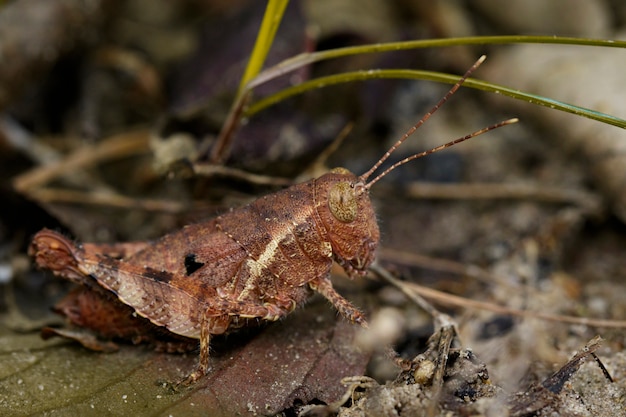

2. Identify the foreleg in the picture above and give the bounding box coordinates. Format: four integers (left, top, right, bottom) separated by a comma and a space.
309, 276, 367, 326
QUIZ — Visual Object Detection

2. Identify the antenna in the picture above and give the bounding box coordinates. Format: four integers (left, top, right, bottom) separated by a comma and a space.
364, 118, 518, 189
358, 55, 494, 186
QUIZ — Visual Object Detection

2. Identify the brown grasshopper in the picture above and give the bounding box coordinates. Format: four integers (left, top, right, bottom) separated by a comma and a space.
29, 56, 517, 383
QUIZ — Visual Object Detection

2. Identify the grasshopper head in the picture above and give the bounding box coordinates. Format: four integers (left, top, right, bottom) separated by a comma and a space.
315, 168, 380, 277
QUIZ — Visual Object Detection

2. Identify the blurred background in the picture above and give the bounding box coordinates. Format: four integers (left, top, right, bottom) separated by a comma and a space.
0, 1, 625, 416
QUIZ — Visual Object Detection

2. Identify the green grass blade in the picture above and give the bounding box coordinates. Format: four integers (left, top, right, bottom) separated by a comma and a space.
246, 36, 626, 91
210, 0, 289, 162
245, 69, 626, 129
237, 0, 290, 97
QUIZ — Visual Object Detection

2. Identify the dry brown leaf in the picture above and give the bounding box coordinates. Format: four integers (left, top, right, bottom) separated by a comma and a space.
0, 297, 369, 416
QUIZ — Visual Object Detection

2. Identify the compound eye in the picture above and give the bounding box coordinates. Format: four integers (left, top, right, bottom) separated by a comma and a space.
328, 181, 358, 223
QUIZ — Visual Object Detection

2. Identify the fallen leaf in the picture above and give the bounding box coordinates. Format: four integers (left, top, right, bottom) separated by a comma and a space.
0, 295, 370, 416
